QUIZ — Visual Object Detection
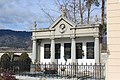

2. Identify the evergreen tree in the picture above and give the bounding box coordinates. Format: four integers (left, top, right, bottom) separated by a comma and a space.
0, 53, 10, 70
19, 53, 32, 72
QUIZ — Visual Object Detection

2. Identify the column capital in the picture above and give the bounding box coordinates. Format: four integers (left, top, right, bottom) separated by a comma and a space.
50, 37, 55, 40
70, 36, 76, 39
93, 35, 99, 38
32, 39, 36, 41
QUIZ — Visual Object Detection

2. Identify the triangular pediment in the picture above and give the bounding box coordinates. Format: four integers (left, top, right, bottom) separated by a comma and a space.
49, 16, 76, 30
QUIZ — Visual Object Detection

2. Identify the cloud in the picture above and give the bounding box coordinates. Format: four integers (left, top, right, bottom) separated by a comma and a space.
0, 0, 60, 31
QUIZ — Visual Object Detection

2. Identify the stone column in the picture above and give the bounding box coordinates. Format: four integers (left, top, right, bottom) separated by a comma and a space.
32, 39, 37, 63
51, 39, 55, 63
95, 37, 100, 63
71, 38, 76, 63
37, 40, 41, 63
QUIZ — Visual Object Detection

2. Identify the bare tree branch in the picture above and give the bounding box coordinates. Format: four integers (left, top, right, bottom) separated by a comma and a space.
41, 8, 54, 22
90, 8, 101, 13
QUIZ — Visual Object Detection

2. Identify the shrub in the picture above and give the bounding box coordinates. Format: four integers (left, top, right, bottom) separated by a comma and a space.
19, 52, 29, 61
18, 52, 32, 72
0, 53, 10, 70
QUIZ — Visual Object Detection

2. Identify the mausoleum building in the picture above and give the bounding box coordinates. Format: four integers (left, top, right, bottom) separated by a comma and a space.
32, 15, 100, 64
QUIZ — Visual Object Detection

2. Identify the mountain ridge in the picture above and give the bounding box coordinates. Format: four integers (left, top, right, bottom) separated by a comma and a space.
0, 29, 32, 50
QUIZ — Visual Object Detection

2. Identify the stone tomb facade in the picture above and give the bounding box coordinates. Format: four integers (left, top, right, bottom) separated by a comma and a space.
32, 16, 100, 64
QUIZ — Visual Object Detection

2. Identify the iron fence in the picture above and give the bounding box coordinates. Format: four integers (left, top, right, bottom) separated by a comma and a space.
0, 63, 105, 80
18, 63, 105, 80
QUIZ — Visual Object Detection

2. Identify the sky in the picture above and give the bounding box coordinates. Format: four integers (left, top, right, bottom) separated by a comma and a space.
0, 0, 102, 31
0, 0, 60, 31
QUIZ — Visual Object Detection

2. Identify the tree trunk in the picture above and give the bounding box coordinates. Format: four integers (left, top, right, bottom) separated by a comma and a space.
79, 0, 83, 24
100, 0, 105, 50
101, 0, 105, 25
87, 0, 91, 24
87, 7, 90, 24
73, 0, 76, 23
